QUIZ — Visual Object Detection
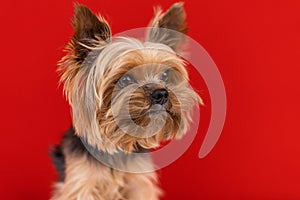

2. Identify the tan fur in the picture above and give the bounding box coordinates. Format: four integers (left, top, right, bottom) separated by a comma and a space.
51, 152, 161, 200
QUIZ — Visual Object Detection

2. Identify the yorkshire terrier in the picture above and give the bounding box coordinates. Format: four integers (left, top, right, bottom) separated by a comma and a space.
51, 2, 202, 200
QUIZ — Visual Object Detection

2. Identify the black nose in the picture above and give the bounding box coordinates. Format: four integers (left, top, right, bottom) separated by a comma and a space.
150, 89, 169, 105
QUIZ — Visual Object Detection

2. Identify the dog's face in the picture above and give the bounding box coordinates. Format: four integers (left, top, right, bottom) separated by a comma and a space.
60, 3, 202, 153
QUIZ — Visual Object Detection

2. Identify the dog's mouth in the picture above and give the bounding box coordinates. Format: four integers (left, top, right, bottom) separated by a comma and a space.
147, 104, 168, 115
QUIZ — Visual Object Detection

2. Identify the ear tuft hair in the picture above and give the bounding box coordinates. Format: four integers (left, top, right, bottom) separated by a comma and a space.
146, 2, 187, 50
71, 4, 111, 63
58, 4, 111, 102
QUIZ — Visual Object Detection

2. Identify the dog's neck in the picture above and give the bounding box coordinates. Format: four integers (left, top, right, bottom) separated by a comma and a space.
78, 134, 154, 173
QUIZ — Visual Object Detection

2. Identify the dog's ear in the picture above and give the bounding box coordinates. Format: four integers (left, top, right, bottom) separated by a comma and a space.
146, 2, 187, 50
69, 4, 111, 64
59, 4, 111, 102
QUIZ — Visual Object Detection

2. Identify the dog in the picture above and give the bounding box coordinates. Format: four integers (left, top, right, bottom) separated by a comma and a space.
50, 2, 202, 200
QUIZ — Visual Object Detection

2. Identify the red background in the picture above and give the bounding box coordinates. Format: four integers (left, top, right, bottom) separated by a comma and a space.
1, 0, 300, 199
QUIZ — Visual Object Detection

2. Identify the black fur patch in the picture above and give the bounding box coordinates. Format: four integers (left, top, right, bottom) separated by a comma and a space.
50, 127, 149, 182
50, 127, 90, 182
49, 145, 66, 182
61, 127, 92, 157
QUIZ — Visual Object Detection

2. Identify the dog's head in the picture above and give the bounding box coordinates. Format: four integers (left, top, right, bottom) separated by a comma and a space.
59, 3, 202, 153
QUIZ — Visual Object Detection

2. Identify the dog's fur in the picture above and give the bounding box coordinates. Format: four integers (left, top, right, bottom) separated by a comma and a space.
51, 2, 201, 200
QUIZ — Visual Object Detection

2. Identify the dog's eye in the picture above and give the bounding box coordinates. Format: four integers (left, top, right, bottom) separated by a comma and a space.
161, 70, 169, 82
117, 75, 136, 88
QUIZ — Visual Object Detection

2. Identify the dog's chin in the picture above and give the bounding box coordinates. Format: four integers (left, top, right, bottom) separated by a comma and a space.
147, 104, 167, 115
129, 111, 180, 151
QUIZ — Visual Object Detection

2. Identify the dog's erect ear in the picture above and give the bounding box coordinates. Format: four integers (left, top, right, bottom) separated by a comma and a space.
146, 2, 187, 50
59, 5, 111, 103
70, 4, 111, 63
